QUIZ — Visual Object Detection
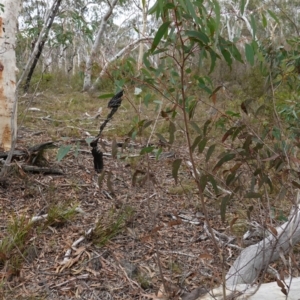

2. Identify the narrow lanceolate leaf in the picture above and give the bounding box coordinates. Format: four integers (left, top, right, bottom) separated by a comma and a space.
267, 9, 280, 24
208, 47, 218, 74
191, 135, 202, 153
240, 0, 246, 15
222, 127, 235, 143
221, 48, 232, 67
156, 133, 168, 144
209, 85, 223, 104
199, 174, 208, 192
250, 14, 257, 38
232, 125, 246, 141
207, 174, 219, 195
198, 138, 207, 154
220, 195, 231, 222
203, 120, 212, 136
140, 146, 154, 155
261, 12, 267, 28
57, 145, 72, 162
111, 138, 118, 159
212, 0, 220, 31
245, 43, 254, 66
206, 144, 216, 162
186, 0, 198, 23
230, 43, 243, 63
143, 120, 153, 129
190, 121, 202, 134
99, 93, 114, 99
213, 153, 236, 171
185, 30, 209, 45
151, 21, 171, 52
172, 159, 182, 185
226, 172, 236, 186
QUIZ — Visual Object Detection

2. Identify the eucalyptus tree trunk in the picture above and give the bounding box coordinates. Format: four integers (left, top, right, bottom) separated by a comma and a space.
137, 0, 148, 70
22, 0, 63, 93
82, 0, 119, 91
91, 37, 153, 91
0, 0, 22, 152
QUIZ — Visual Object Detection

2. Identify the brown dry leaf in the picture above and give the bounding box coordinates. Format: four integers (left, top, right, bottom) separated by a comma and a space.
268, 225, 278, 236
229, 217, 238, 232
167, 219, 182, 227
72, 246, 86, 256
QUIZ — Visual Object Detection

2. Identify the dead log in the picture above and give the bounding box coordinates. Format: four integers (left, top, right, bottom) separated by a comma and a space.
21, 165, 63, 175
195, 193, 300, 300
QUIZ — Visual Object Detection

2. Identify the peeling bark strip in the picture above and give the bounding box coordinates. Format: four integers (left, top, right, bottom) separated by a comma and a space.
0, 0, 22, 151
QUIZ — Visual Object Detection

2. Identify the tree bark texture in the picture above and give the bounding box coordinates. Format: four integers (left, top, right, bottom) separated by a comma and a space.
23, 0, 62, 93
0, 0, 22, 151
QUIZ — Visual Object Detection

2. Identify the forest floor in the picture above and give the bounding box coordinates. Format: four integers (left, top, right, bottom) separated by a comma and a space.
0, 91, 291, 299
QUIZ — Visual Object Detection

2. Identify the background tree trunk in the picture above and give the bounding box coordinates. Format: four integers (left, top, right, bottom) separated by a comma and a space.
0, 0, 22, 151
82, 0, 119, 91
137, 0, 148, 70
23, 0, 62, 93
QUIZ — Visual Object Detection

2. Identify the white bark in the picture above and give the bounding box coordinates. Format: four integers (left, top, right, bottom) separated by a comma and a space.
198, 277, 300, 299
226, 205, 300, 286
137, 0, 148, 70
197, 197, 300, 299
91, 37, 153, 91
0, 0, 22, 151
16, 0, 60, 89
82, 0, 119, 91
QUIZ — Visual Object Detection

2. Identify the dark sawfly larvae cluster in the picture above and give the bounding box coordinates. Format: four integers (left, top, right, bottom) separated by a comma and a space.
90, 90, 124, 173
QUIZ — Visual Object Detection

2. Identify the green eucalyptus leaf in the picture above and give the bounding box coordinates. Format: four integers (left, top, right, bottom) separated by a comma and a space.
240, 0, 246, 15
199, 174, 208, 192
140, 146, 155, 155
206, 144, 216, 162
245, 43, 254, 65
151, 21, 171, 52
169, 121, 176, 145
172, 158, 182, 185
190, 121, 202, 134
57, 145, 72, 162
198, 138, 207, 153
185, 30, 209, 45
207, 174, 219, 195
262, 12, 267, 28
99, 93, 114, 99
220, 195, 231, 222
191, 135, 202, 153
213, 153, 236, 171
156, 133, 168, 144
267, 9, 280, 24
250, 14, 257, 38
